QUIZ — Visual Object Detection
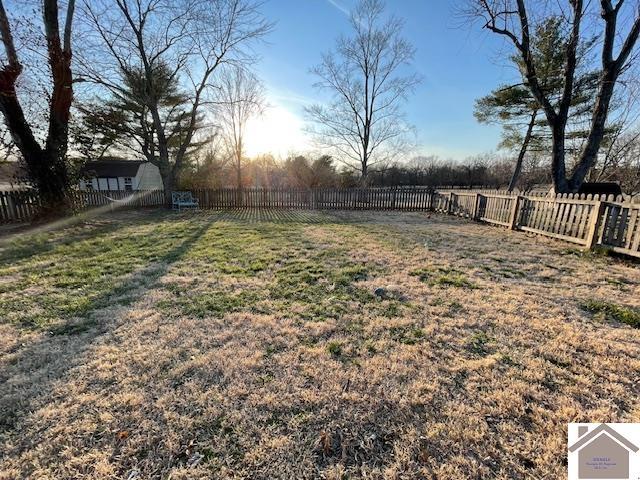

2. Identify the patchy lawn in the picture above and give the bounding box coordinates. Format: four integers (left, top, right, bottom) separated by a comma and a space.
1, 209, 639, 479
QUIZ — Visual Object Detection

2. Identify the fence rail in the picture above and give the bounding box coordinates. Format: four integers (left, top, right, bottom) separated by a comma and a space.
1, 187, 639, 259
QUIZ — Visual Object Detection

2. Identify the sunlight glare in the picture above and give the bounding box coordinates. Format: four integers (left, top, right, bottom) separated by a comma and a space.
243, 103, 310, 158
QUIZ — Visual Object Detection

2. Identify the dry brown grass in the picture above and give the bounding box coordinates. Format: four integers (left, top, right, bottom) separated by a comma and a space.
1, 209, 639, 479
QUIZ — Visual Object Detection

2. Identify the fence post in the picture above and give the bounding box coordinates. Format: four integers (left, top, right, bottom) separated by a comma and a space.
7, 193, 17, 221
509, 196, 523, 230
585, 201, 606, 249
472, 193, 481, 220
447, 192, 454, 215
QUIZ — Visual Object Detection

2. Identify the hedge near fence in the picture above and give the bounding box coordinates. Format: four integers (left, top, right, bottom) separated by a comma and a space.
1, 187, 639, 258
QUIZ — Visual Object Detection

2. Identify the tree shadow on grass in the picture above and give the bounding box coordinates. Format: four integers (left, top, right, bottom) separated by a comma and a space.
0, 214, 216, 437
209, 208, 347, 224
0, 210, 170, 266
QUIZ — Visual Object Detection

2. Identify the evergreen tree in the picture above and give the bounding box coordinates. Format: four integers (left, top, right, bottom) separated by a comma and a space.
475, 17, 599, 190
76, 62, 208, 185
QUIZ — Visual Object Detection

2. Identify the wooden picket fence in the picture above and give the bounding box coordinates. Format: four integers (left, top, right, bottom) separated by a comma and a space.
191, 187, 434, 211
0, 190, 40, 223
1, 187, 639, 259
599, 202, 640, 257
69, 189, 166, 210
435, 190, 640, 258
0, 189, 165, 224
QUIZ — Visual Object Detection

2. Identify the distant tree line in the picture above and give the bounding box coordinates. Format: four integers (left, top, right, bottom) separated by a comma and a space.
177, 151, 554, 191
1, 0, 639, 218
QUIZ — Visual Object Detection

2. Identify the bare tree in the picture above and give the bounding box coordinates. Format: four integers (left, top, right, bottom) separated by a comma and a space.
0, 0, 75, 214
306, 0, 420, 183
468, 0, 640, 192
79, 0, 271, 198
215, 66, 265, 189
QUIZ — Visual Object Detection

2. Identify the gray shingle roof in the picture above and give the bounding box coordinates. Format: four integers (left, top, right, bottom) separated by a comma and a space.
81, 158, 145, 178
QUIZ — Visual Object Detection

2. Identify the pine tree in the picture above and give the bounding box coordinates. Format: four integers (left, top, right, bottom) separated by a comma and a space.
76, 62, 207, 185
475, 17, 599, 191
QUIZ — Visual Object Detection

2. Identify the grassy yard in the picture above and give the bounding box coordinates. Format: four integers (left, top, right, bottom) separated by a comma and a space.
1, 209, 639, 479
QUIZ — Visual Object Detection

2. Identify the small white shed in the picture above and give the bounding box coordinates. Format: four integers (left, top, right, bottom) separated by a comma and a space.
79, 158, 163, 191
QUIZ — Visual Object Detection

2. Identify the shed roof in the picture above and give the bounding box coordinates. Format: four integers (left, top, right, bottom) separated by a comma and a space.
81, 158, 145, 178
0, 161, 27, 183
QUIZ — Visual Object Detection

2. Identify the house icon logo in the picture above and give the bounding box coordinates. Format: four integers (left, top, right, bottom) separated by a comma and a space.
568, 424, 640, 479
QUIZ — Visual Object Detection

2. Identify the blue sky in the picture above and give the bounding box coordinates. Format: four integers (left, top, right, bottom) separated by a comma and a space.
246, 0, 523, 161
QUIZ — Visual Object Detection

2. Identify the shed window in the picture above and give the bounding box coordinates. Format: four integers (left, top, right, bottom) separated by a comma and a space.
124, 177, 133, 191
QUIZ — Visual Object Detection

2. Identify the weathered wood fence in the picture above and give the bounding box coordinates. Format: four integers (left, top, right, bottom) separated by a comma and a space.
0, 190, 40, 223
434, 190, 640, 257
0, 189, 165, 224
1, 187, 639, 259
69, 190, 166, 210
190, 187, 434, 211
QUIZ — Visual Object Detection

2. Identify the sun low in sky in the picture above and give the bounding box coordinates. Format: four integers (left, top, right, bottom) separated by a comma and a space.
248, 0, 514, 161
243, 98, 312, 159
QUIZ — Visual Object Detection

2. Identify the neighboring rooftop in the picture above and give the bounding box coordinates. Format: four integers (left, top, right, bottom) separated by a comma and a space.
80, 158, 146, 178
0, 161, 27, 186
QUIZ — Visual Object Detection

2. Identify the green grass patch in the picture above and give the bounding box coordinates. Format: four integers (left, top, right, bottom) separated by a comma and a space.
433, 274, 477, 289
389, 326, 425, 345
0, 212, 402, 332
160, 289, 261, 318
0, 216, 206, 328
582, 300, 640, 328
327, 341, 343, 357
410, 266, 478, 289
467, 331, 493, 356
409, 268, 432, 282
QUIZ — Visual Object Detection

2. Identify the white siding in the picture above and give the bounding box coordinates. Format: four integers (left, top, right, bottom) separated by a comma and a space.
135, 163, 163, 190
78, 162, 163, 191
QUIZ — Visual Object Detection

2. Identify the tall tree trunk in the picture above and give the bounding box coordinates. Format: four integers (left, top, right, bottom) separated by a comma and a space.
508, 110, 537, 192
235, 143, 243, 190
32, 151, 72, 214
551, 122, 570, 193
360, 154, 368, 186
235, 153, 243, 206
0, 0, 75, 217
160, 163, 175, 205
568, 68, 617, 191
0, 70, 72, 215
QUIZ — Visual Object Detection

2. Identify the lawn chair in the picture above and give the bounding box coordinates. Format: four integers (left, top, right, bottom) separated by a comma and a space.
172, 191, 199, 211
